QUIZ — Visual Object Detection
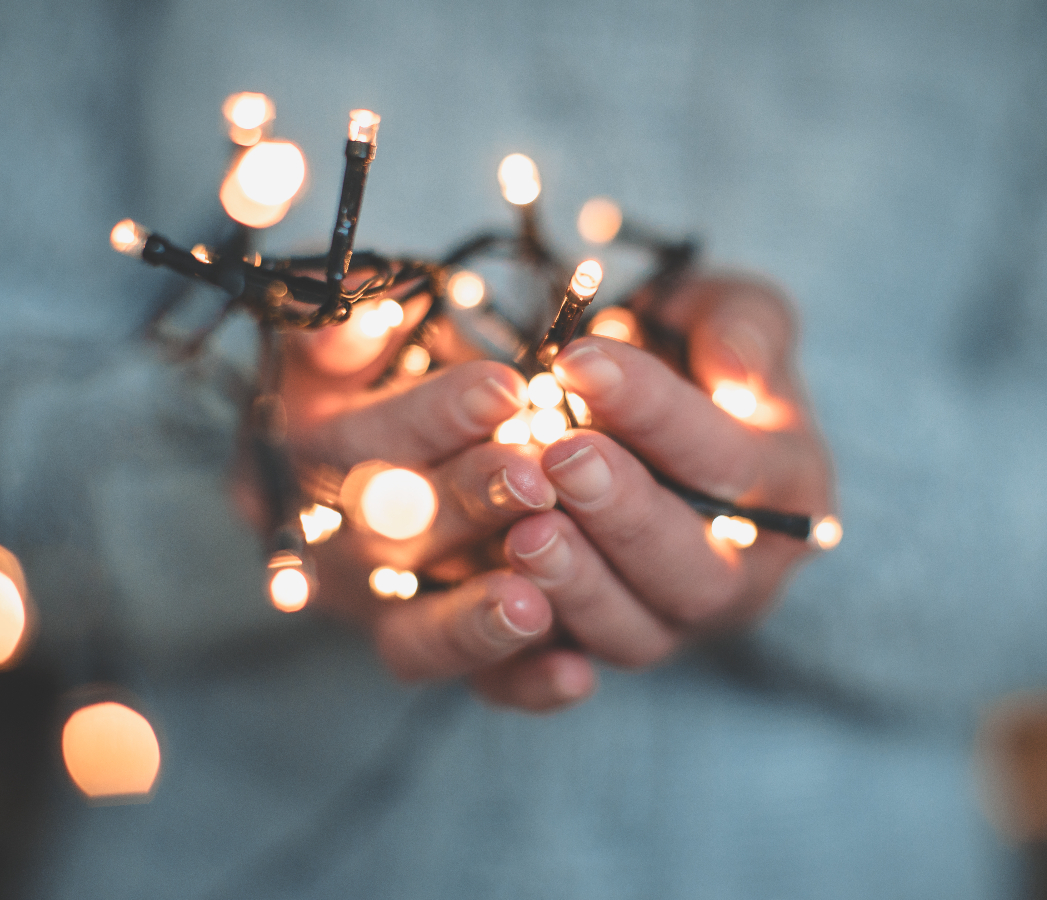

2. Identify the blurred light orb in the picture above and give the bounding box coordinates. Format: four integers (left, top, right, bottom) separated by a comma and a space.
0, 573, 26, 666
348, 108, 381, 144
399, 344, 431, 377
447, 270, 486, 309
62, 702, 161, 802
498, 154, 541, 205
528, 372, 565, 410
710, 515, 758, 549
235, 141, 306, 206
300, 503, 343, 544
110, 219, 147, 257
577, 197, 623, 244
495, 413, 533, 445
565, 391, 592, 426
269, 566, 310, 612
530, 408, 569, 445
359, 298, 404, 338
570, 259, 604, 299
590, 306, 639, 344
812, 515, 843, 550
360, 468, 438, 540
223, 92, 274, 131
711, 383, 758, 420
369, 567, 420, 600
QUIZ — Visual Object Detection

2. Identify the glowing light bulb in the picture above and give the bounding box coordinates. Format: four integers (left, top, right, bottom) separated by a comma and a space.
235, 140, 306, 206
399, 344, 431, 376
110, 219, 147, 257
495, 412, 533, 445
369, 567, 400, 597
269, 566, 310, 612
394, 570, 419, 600
0, 573, 25, 667
190, 244, 212, 264
577, 197, 623, 244
711, 383, 758, 420
497, 153, 541, 205
812, 515, 843, 550
528, 372, 565, 409
369, 567, 419, 600
360, 468, 438, 540
590, 306, 640, 345
570, 259, 603, 300
62, 702, 161, 802
565, 391, 592, 426
710, 515, 758, 549
447, 270, 486, 309
300, 503, 343, 544
223, 92, 274, 131
348, 109, 381, 144
530, 408, 569, 445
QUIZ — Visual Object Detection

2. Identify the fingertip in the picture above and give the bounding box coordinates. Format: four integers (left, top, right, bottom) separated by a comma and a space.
492, 573, 553, 637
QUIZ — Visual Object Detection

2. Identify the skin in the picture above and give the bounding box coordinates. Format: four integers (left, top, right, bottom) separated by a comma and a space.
274, 273, 836, 713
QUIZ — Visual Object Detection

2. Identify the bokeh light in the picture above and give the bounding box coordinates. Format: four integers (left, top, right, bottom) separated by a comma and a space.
447, 270, 486, 309
235, 141, 306, 206
497, 154, 541, 205
0, 572, 26, 667
710, 515, 758, 548
360, 468, 438, 540
109, 219, 147, 257
589, 306, 640, 345
62, 702, 161, 802
711, 383, 758, 421
577, 197, 623, 244
527, 372, 565, 409
529, 408, 569, 445
300, 503, 343, 544
812, 516, 843, 550
570, 259, 603, 299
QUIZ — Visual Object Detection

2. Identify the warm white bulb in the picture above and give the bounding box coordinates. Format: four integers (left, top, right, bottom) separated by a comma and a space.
300, 504, 343, 544
529, 408, 569, 445
348, 109, 381, 144
497, 153, 541, 205
494, 414, 533, 445
812, 516, 843, 550
399, 344, 431, 376
577, 197, 623, 244
589, 306, 640, 345
570, 259, 603, 299
447, 270, 486, 309
0, 573, 25, 667
269, 567, 310, 612
235, 140, 306, 206
62, 702, 161, 801
110, 220, 147, 257
394, 570, 419, 600
710, 515, 758, 549
369, 566, 401, 598
223, 92, 274, 130
360, 468, 438, 540
711, 383, 758, 420
527, 372, 565, 409
564, 391, 592, 426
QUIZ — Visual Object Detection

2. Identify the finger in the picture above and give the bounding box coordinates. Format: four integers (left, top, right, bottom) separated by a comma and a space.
302, 359, 528, 470
469, 647, 597, 713
551, 337, 764, 499
505, 509, 685, 665
373, 570, 552, 682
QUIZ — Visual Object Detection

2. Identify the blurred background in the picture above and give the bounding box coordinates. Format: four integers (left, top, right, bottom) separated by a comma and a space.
2, 0, 1047, 896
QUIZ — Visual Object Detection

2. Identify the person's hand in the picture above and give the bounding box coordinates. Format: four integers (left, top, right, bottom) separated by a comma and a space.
474, 274, 836, 709
273, 298, 594, 708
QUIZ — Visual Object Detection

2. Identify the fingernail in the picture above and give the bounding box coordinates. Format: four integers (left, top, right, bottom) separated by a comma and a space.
488, 467, 556, 511
546, 445, 613, 504
552, 345, 623, 396
461, 377, 525, 426
490, 597, 544, 638
512, 530, 571, 580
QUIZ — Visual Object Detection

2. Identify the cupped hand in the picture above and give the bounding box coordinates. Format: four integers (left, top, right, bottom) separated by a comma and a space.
482, 274, 836, 707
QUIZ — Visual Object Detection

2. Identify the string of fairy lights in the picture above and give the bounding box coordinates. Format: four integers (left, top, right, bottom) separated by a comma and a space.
0, 92, 841, 804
